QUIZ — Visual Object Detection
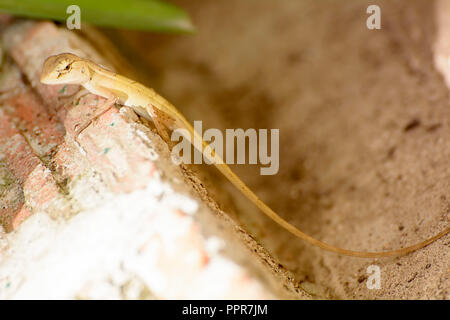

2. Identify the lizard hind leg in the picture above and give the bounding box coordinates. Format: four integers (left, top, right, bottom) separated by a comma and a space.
148, 106, 176, 149
153, 116, 178, 151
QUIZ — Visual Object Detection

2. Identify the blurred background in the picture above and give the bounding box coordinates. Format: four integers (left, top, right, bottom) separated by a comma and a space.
0, 0, 449, 299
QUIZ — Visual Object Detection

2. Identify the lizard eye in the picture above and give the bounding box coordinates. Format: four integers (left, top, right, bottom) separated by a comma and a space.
65, 65, 70, 70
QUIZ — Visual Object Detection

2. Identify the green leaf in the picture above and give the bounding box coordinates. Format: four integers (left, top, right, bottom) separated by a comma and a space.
0, 0, 195, 33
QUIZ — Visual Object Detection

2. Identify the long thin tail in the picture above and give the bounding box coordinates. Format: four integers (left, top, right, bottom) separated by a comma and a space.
213, 161, 449, 258
172, 112, 449, 258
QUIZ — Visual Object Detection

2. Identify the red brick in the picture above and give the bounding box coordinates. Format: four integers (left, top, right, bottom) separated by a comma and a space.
0, 109, 61, 230
4, 91, 65, 156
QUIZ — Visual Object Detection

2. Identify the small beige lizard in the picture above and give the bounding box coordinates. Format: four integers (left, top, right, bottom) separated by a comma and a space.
40, 53, 449, 258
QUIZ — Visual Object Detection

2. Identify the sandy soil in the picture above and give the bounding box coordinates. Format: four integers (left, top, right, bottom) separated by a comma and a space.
108, 0, 449, 299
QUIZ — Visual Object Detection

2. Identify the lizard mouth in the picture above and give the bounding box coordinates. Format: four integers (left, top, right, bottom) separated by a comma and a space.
40, 74, 58, 84
40, 73, 51, 84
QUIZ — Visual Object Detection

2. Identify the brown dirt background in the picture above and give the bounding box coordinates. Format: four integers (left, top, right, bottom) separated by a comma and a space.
107, 0, 449, 299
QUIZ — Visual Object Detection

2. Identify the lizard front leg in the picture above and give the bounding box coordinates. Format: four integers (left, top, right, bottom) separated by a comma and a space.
73, 83, 128, 144
73, 95, 118, 143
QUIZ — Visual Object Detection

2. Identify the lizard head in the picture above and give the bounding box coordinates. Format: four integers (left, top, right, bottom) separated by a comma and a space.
40, 53, 90, 85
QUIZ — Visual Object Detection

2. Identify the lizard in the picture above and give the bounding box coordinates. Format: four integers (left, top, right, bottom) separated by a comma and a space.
40, 53, 449, 258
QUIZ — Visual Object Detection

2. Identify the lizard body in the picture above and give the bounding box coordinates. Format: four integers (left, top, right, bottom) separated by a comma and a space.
41, 53, 449, 258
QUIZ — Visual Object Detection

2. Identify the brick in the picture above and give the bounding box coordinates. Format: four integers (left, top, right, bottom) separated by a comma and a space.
3, 91, 64, 157
0, 109, 63, 230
